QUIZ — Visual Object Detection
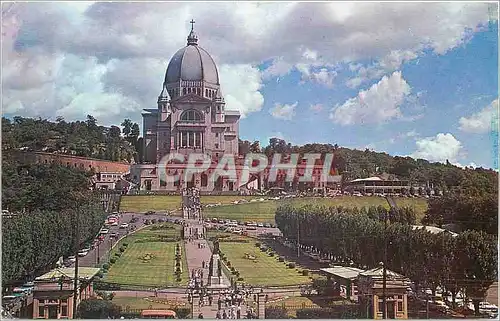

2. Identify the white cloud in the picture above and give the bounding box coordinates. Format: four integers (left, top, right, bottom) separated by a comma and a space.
1, 2, 494, 125
270, 102, 297, 121
411, 133, 463, 163
330, 71, 411, 125
458, 98, 499, 133
309, 103, 324, 112
219, 64, 264, 118
347, 50, 418, 88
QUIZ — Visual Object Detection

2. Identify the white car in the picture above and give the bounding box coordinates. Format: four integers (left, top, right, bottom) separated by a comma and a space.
257, 223, 264, 228
100, 229, 109, 235
78, 250, 88, 257
120, 223, 129, 229
68, 256, 76, 263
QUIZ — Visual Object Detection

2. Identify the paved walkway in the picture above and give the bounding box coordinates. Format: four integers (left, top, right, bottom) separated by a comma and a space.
184, 219, 230, 288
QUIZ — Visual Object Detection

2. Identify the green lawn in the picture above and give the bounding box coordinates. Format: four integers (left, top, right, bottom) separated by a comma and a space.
119, 195, 259, 213
211, 232, 311, 287
204, 196, 428, 224
103, 224, 188, 287
119, 195, 182, 213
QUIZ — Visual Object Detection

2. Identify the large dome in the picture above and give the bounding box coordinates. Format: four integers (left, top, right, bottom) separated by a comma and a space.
164, 29, 219, 85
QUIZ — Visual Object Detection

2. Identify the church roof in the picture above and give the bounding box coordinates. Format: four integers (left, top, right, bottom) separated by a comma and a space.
165, 21, 219, 85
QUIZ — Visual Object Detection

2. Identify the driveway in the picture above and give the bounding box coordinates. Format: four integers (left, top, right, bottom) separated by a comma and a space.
73, 212, 171, 267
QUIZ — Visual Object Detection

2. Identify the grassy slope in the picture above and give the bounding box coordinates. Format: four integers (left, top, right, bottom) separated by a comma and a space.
204, 196, 428, 224
119, 195, 259, 213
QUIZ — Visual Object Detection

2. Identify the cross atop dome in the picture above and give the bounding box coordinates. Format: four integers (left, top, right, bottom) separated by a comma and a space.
187, 19, 198, 46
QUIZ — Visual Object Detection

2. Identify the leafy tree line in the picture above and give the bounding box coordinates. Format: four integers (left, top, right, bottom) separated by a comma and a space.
2, 115, 141, 163
275, 204, 497, 315
2, 203, 106, 284
423, 192, 498, 235
240, 137, 498, 193
2, 155, 106, 284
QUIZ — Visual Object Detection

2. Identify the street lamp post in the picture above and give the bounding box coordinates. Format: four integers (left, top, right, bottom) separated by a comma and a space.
72, 209, 80, 319
382, 210, 388, 320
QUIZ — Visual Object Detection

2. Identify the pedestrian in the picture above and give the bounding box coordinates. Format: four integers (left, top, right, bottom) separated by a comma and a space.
218, 297, 222, 310
223, 310, 227, 319
216, 310, 221, 319
208, 295, 213, 306
202, 260, 205, 268
198, 313, 204, 319
237, 306, 241, 319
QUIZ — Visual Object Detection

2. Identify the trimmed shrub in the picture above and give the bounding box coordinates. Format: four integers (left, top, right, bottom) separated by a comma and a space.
114, 252, 121, 257
226, 261, 231, 267
173, 307, 191, 319
302, 270, 309, 276
176, 267, 181, 274
268, 252, 275, 257
176, 261, 181, 267
96, 271, 104, 278
255, 242, 261, 247
288, 263, 296, 269
278, 257, 285, 262
237, 277, 244, 281
119, 247, 125, 252
265, 306, 288, 319
110, 258, 116, 264
102, 263, 109, 270
122, 243, 128, 247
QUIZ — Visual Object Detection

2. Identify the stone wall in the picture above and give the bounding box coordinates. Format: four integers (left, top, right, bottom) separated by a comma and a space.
8, 151, 131, 174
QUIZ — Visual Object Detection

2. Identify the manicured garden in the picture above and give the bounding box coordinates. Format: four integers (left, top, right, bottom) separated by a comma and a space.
207, 231, 312, 287
204, 196, 428, 223
102, 223, 188, 287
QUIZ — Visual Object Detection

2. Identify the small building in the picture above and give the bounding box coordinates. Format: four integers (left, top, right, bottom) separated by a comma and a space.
357, 264, 411, 319
94, 172, 124, 190
344, 177, 410, 195
33, 267, 100, 319
320, 266, 364, 300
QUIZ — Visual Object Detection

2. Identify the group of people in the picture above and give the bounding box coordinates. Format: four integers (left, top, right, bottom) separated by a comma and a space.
182, 187, 202, 220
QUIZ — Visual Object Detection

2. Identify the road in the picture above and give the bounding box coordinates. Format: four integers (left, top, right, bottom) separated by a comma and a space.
74, 212, 171, 267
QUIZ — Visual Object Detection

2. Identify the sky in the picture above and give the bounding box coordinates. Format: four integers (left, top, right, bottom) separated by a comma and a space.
2, 2, 499, 169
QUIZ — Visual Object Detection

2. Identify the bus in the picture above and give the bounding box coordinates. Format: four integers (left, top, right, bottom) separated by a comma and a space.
140, 310, 177, 319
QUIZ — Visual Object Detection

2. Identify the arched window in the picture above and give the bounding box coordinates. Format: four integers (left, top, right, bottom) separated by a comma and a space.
197, 88, 201, 96
183, 88, 187, 95
180, 109, 203, 122
188, 88, 192, 94
205, 89, 208, 97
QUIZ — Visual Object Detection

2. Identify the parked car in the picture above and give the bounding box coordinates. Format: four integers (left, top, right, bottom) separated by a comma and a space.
100, 229, 109, 235
257, 223, 264, 228
145, 211, 155, 215
78, 250, 88, 257
120, 223, 129, 229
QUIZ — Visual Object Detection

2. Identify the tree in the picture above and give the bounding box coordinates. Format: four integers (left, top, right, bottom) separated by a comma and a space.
77, 299, 121, 319
121, 119, 133, 137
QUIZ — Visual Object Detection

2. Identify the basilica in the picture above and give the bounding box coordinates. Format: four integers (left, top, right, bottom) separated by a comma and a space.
131, 22, 245, 192
130, 22, 341, 193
